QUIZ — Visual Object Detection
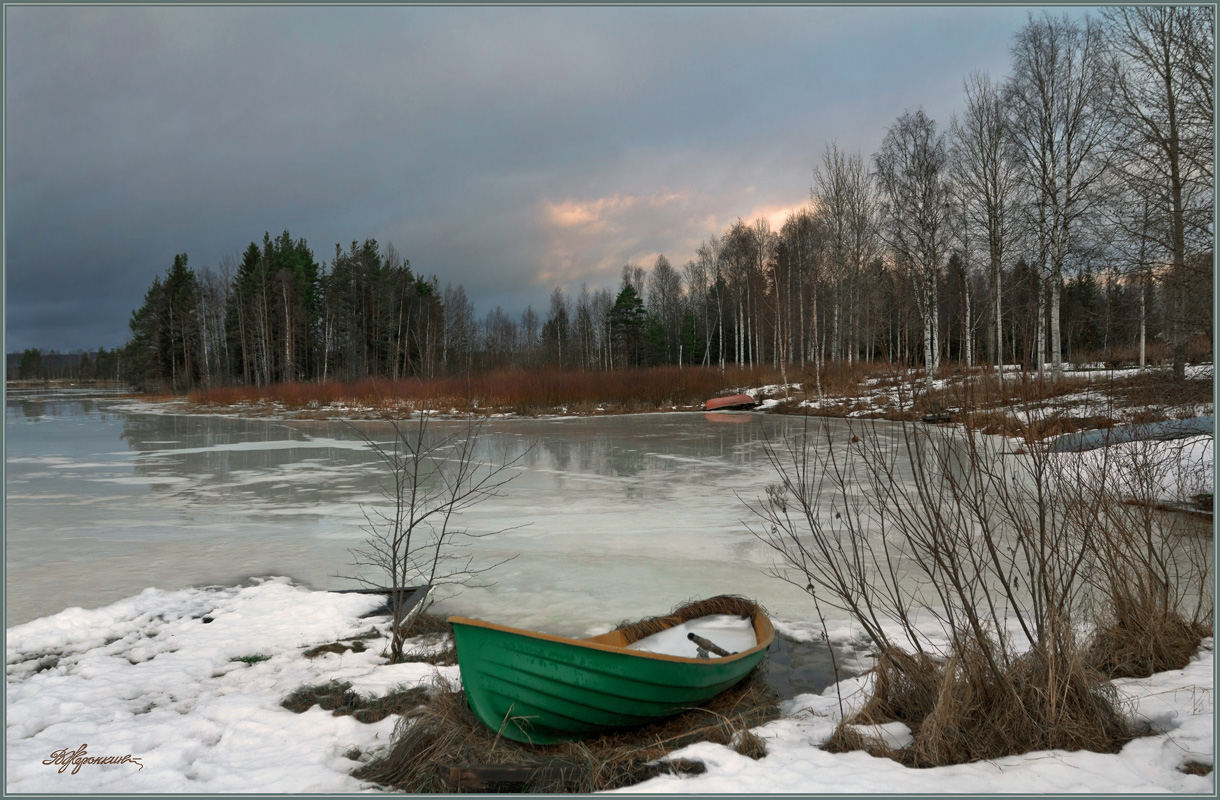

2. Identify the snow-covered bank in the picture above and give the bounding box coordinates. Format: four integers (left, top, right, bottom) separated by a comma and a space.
794, 363, 1214, 425
6, 580, 1213, 793
1051, 434, 1214, 508
615, 639, 1214, 794
5, 579, 458, 792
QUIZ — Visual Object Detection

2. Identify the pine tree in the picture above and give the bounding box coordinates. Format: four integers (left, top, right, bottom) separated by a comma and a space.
18, 349, 44, 381
608, 284, 646, 368
162, 253, 201, 391
124, 277, 165, 390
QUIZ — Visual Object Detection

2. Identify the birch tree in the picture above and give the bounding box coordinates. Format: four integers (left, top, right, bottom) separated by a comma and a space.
1102, 6, 1215, 382
1006, 12, 1110, 376
647, 254, 684, 364
952, 72, 1018, 377
874, 109, 955, 393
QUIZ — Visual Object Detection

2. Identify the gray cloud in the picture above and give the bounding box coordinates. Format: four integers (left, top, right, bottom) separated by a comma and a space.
6, 5, 1071, 351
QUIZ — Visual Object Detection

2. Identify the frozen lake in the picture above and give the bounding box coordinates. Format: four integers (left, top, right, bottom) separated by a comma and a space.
7, 392, 902, 634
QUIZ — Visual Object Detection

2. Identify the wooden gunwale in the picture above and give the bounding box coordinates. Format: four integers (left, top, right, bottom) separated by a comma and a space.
446, 612, 775, 665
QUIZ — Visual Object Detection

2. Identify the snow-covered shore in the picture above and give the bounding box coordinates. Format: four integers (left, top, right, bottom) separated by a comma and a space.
6, 579, 1213, 793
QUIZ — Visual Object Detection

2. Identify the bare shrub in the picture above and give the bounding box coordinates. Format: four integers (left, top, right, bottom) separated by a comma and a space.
745, 412, 1140, 765
1069, 438, 1213, 678
1090, 593, 1209, 679
347, 407, 528, 663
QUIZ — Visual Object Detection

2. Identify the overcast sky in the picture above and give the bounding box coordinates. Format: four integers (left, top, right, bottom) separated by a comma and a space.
5, 5, 1080, 353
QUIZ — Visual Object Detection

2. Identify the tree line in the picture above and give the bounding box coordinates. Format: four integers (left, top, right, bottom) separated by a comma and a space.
122, 8, 1212, 393
12, 348, 123, 382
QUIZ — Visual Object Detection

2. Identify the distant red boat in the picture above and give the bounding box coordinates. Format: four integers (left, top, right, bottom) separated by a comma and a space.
703, 394, 759, 411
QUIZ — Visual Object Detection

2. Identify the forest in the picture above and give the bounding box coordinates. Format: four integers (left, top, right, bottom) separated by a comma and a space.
117, 9, 1212, 394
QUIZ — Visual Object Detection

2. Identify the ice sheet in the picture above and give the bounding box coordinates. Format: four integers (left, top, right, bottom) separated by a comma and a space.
6, 399, 872, 629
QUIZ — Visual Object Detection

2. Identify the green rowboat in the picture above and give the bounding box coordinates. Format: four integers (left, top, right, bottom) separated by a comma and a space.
448, 596, 774, 744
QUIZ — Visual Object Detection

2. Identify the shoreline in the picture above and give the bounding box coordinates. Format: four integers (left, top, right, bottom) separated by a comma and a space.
5, 578, 1213, 793
8, 361, 1213, 438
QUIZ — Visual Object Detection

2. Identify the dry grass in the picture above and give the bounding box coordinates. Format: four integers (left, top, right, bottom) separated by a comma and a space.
301, 627, 382, 658
188, 366, 790, 416
791, 360, 898, 399
1091, 335, 1211, 367
402, 612, 453, 637
301, 615, 458, 664
1086, 466, 1213, 680
1102, 369, 1214, 413
912, 648, 1129, 767
355, 595, 776, 793
302, 641, 368, 658
827, 638, 1132, 768
281, 681, 431, 724
848, 648, 943, 732
354, 670, 776, 793
1089, 598, 1210, 680
1087, 531, 1212, 681
384, 614, 459, 666
178, 358, 1213, 445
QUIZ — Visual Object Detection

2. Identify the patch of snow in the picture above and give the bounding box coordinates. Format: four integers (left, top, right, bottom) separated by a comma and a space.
846, 721, 914, 750
625, 615, 758, 658
5, 579, 453, 793
1054, 434, 1213, 505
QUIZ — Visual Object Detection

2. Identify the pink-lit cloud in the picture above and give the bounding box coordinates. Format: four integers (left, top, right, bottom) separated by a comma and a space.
533, 188, 811, 292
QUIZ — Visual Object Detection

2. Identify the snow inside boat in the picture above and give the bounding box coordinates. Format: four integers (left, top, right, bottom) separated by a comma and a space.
448, 596, 774, 744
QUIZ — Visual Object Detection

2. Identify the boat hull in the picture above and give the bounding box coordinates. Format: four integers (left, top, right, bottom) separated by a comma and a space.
704, 394, 758, 411
449, 612, 774, 744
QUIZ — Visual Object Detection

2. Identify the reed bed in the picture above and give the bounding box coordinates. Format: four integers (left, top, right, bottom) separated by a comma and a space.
189, 366, 788, 415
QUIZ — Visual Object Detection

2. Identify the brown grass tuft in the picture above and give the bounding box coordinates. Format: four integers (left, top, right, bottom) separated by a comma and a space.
401, 612, 453, 637
910, 646, 1129, 767
1180, 761, 1214, 776
852, 648, 943, 731
302, 641, 368, 658
831, 637, 1133, 768
822, 722, 908, 763
281, 680, 430, 724
1089, 593, 1210, 679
